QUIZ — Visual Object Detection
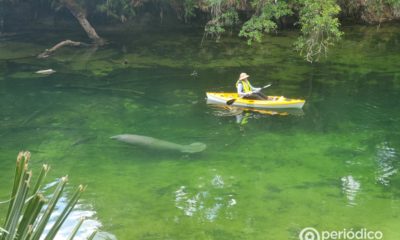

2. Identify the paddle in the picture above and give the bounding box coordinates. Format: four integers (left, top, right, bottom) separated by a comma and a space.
226, 84, 272, 105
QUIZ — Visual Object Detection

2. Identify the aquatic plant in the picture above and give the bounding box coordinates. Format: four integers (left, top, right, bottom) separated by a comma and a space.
0, 151, 95, 240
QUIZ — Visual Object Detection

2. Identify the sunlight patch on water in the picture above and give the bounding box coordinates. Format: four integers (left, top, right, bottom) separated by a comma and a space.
375, 142, 398, 186
341, 175, 361, 207
39, 180, 114, 240
174, 174, 237, 222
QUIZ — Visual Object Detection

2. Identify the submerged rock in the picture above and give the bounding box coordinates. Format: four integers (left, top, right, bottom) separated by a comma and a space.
35, 69, 56, 75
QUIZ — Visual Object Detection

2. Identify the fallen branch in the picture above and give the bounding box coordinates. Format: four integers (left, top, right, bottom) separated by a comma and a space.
37, 39, 90, 58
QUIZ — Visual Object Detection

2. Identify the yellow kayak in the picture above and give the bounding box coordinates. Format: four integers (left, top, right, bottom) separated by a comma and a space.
206, 92, 305, 109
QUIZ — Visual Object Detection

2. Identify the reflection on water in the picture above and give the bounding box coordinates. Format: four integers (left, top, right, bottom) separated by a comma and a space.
341, 175, 361, 206
174, 174, 237, 222
209, 101, 303, 115
207, 101, 304, 116
49, 200, 100, 240
375, 142, 398, 186
207, 103, 304, 126
41, 180, 115, 240
208, 105, 244, 117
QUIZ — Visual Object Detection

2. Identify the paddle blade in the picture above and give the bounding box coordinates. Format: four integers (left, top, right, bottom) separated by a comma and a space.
262, 84, 272, 89
226, 99, 236, 105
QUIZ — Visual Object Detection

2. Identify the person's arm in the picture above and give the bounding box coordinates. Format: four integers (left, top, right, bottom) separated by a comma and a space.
249, 82, 261, 92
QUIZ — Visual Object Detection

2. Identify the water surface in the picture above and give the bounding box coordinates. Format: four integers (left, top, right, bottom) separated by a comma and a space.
1, 24, 400, 239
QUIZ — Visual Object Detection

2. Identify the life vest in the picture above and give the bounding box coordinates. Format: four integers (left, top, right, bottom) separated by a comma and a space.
236, 80, 252, 93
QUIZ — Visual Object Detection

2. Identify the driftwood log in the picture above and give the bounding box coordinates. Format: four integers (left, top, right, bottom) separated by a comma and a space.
38, 40, 90, 58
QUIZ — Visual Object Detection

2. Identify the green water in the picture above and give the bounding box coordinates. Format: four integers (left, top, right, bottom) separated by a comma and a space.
1, 24, 400, 239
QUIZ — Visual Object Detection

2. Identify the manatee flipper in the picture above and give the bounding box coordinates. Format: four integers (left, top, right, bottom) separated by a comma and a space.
180, 142, 207, 153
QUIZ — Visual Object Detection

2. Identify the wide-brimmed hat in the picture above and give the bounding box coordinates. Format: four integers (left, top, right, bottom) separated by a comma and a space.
238, 72, 250, 80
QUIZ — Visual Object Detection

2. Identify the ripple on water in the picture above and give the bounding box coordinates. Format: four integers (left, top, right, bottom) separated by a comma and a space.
174, 174, 237, 222
41, 180, 116, 240
375, 142, 398, 186
341, 175, 361, 206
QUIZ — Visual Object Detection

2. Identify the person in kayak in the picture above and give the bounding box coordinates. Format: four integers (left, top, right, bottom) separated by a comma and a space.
236, 73, 267, 100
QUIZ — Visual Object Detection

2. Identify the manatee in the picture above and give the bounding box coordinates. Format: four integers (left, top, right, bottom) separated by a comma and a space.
110, 134, 206, 153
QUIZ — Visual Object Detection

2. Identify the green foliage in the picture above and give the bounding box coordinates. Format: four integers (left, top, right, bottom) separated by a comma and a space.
96, 0, 136, 22
295, 0, 343, 62
386, 0, 400, 8
183, 0, 197, 22
239, 0, 292, 45
367, 0, 400, 18
204, 0, 239, 41
364, 0, 389, 18
387, 0, 400, 16
32, 0, 136, 21
0, 151, 93, 240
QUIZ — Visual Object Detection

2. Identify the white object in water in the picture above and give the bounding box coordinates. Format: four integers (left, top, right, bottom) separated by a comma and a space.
35, 69, 56, 75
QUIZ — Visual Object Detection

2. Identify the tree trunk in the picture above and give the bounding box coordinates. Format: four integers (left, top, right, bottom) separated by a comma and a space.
37, 0, 104, 58
61, 0, 105, 45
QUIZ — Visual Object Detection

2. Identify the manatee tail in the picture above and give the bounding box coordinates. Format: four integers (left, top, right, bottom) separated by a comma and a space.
181, 142, 207, 153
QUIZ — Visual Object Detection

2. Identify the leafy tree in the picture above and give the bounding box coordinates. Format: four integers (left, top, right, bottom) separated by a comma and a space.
294, 0, 343, 62
239, 0, 292, 45
201, 0, 343, 62
202, 0, 240, 41
95, 0, 136, 22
